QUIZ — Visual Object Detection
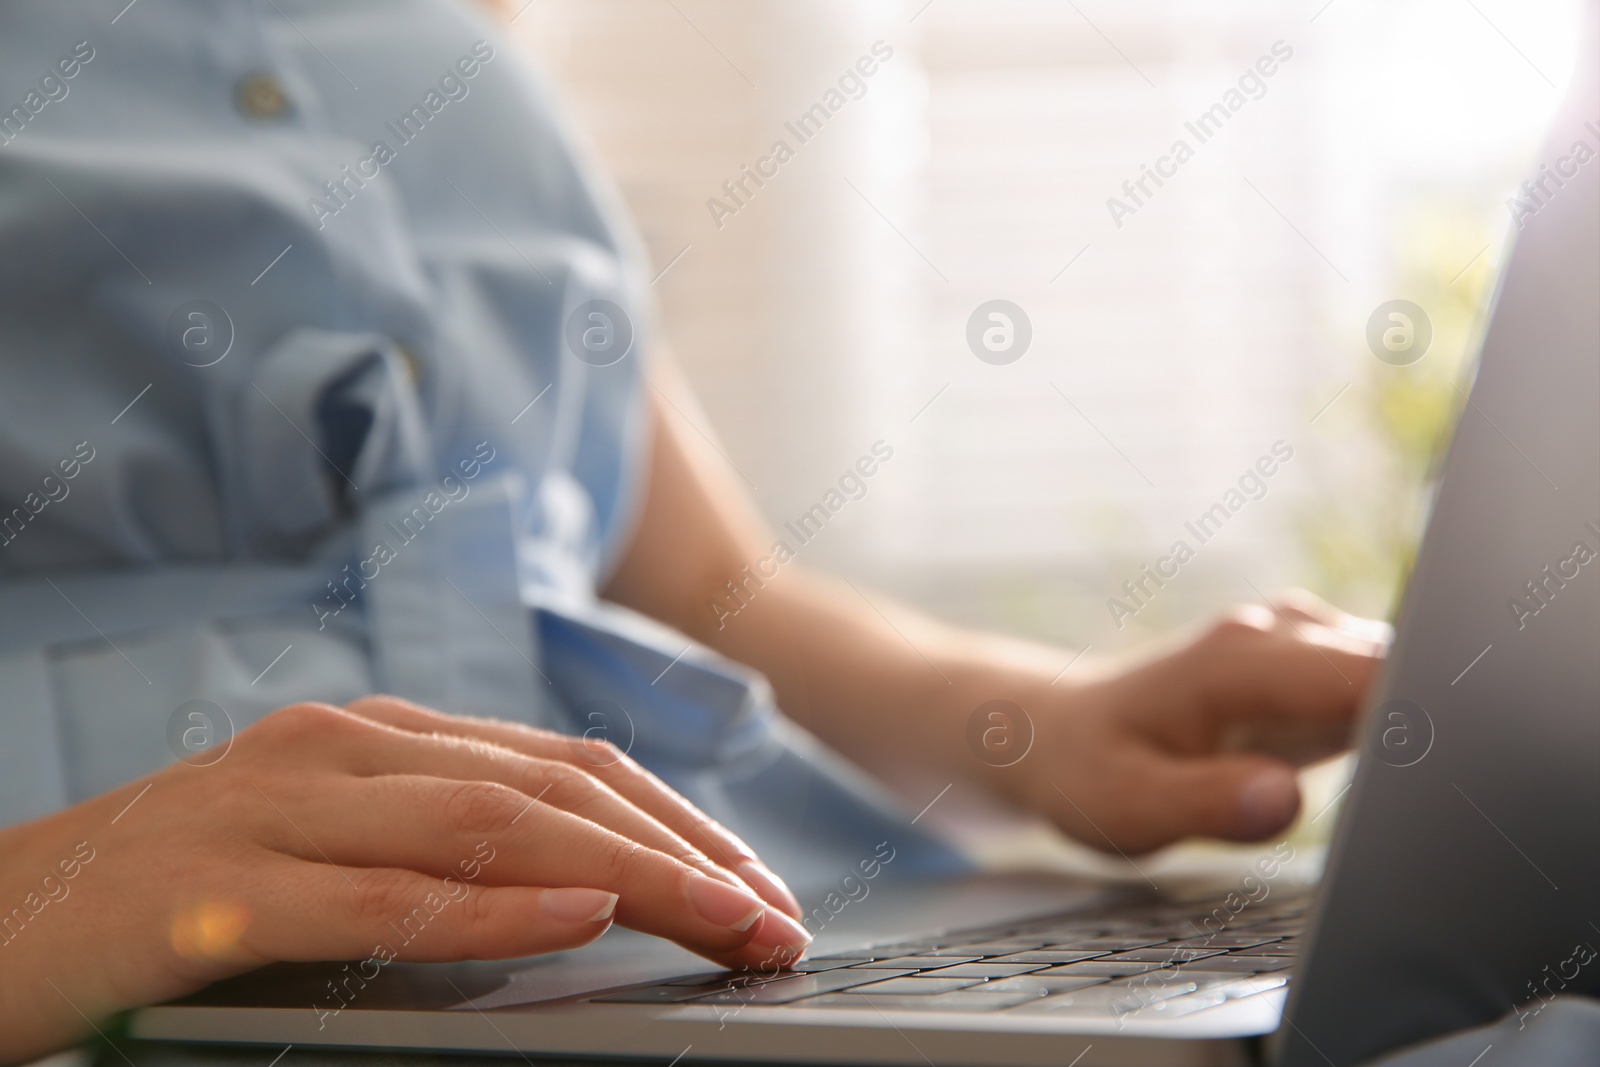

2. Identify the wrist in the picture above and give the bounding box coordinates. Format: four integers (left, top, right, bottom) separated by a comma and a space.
0, 801, 187, 1065
913, 634, 1091, 808
0, 821, 98, 1063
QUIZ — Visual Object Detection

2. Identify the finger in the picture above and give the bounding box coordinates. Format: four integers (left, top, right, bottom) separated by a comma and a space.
1269, 588, 1343, 628
344, 695, 802, 919
1104, 752, 1301, 852
258, 773, 811, 970
1271, 589, 1392, 647
1217, 715, 1353, 766
221, 857, 615, 970
1185, 614, 1381, 730
309, 708, 752, 904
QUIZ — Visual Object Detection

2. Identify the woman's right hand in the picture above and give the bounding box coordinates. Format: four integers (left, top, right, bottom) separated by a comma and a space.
0, 698, 811, 1066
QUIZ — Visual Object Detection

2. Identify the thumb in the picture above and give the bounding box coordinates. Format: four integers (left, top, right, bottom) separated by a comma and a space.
1137, 754, 1301, 845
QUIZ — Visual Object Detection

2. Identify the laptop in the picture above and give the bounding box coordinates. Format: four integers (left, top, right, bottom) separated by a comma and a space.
129, 29, 1599, 1067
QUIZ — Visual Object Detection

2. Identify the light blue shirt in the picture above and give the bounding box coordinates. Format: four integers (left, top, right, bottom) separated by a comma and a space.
0, 0, 963, 892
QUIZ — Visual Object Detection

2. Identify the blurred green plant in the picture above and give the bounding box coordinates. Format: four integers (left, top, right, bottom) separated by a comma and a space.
1296, 200, 1501, 619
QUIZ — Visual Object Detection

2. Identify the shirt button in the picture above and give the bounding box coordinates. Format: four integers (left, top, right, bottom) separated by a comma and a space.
396, 344, 423, 384
236, 72, 291, 119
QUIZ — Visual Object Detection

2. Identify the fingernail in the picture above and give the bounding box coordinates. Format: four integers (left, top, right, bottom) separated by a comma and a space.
747, 908, 813, 964
737, 859, 803, 919
685, 872, 765, 931
1238, 768, 1299, 836
540, 887, 618, 924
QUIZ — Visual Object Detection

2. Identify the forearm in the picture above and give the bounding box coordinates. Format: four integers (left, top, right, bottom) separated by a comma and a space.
663, 558, 1079, 797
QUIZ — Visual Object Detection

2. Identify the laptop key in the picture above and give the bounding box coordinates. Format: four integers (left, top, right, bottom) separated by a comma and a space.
937, 941, 1046, 955
858, 955, 983, 969
989, 950, 1109, 965
1101, 947, 1228, 964
661, 971, 740, 986
919, 963, 1048, 979
692, 968, 918, 1005
843, 977, 986, 995
1170, 935, 1282, 950
1056, 936, 1169, 950
1134, 926, 1211, 940
1039, 960, 1166, 978
784, 959, 875, 973
1176, 955, 1293, 973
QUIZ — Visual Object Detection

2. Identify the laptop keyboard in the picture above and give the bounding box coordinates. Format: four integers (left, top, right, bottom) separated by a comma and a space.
589, 888, 1307, 1020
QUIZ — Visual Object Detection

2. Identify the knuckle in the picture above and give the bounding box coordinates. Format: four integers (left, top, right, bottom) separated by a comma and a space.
346, 869, 417, 924
347, 694, 435, 723
586, 738, 624, 763
591, 831, 645, 886
1206, 607, 1273, 643
608, 749, 652, 780
567, 734, 624, 768
597, 753, 665, 797
342, 694, 395, 717
536, 761, 601, 808
441, 780, 525, 836
452, 878, 496, 926
1272, 587, 1319, 613
253, 702, 350, 744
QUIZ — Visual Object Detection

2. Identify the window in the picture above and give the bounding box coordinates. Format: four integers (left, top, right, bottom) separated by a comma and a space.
516, 0, 1579, 648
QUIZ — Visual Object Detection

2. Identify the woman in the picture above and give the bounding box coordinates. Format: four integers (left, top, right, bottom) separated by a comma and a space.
0, 1, 1380, 1061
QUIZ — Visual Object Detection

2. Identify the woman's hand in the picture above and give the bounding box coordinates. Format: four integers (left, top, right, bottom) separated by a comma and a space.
995, 592, 1387, 854
0, 698, 809, 1066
